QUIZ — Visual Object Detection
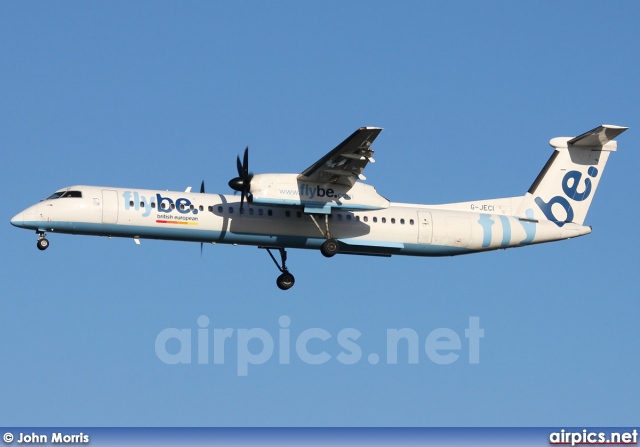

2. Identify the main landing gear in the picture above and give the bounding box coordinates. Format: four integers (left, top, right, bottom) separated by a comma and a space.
36, 232, 49, 251
320, 238, 339, 257
260, 214, 340, 291
309, 214, 339, 258
262, 247, 295, 290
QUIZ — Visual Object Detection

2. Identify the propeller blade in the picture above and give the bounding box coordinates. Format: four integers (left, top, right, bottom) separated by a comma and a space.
200, 180, 205, 194
243, 146, 249, 176
229, 146, 253, 201
200, 242, 203, 257
236, 155, 243, 177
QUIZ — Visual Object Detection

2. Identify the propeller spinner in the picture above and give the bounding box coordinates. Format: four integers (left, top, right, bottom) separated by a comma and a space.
228, 146, 253, 211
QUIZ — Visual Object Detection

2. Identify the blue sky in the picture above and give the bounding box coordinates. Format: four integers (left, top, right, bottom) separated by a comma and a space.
1, 1, 638, 427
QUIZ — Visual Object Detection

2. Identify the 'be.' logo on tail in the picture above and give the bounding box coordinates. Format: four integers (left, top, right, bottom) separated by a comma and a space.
535, 167, 598, 227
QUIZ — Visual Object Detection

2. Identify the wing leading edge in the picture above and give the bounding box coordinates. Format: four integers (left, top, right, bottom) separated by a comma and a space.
298, 127, 382, 187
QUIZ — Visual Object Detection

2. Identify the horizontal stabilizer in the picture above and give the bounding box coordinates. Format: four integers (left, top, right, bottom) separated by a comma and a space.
567, 124, 628, 147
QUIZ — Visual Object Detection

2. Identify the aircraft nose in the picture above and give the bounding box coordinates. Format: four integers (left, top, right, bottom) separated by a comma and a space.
11, 204, 39, 229
10, 211, 24, 227
11, 213, 24, 227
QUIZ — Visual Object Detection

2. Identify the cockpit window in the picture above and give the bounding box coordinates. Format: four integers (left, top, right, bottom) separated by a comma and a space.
45, 190, 83, 200
46, 191, 66, 200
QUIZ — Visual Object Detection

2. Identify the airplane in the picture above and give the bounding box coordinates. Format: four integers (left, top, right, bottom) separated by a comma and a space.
10, 124, 627, 290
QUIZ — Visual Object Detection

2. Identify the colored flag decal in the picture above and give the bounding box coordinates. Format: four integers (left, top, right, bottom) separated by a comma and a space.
156, 220, 198, 225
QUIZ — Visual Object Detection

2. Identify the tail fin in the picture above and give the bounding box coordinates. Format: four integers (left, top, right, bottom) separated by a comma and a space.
516, 124, 628, 226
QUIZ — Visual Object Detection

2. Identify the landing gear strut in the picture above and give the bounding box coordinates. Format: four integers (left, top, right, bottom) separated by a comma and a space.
309, 214, 339, 258
261, 246, 295, 290
36, 232, 49, 251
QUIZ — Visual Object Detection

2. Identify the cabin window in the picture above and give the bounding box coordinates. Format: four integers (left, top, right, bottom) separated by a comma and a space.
180, 203, 185, 210
190, 204, 194, 210
258, 209, 264, 216
356, 216, 360, 221
297, 211, 302, 218
240, 208, 245, 214
199, 205, 204, 212
363, 216, 368, 222
129, 200, 134, 207
229, 207, 234, 214
151, 202, 156, 209
140, 201, 145, 208
217, 206, 222, 213
170, 203, 175, 210
249, 208, 254, 215
373, 217, 378, 223
391, 218, 396, 224
268, 210, 273, 216
285, 210, 291, 217
381, 217, 386, 224
337, 214, 343, 221
410, 219, 414, 225
400, 218, 405, 225
346, 215, 352, 221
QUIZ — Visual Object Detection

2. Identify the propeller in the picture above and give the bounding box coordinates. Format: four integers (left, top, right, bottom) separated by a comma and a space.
228, 146, 253, 211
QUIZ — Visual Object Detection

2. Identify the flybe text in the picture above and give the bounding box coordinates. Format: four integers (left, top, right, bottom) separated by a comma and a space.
279, 184, 353, 200
122, 191, 199, 217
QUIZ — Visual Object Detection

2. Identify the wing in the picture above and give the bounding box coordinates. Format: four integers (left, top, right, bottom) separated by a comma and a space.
297, 127, 382, 187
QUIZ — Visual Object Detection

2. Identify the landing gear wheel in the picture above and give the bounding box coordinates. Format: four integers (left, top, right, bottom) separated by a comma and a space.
276, 272, 295, 290
37, 238, 49, 251
321, 238, 339, 258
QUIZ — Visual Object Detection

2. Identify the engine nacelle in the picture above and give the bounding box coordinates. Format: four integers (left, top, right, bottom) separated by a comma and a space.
248, 174, 389, 212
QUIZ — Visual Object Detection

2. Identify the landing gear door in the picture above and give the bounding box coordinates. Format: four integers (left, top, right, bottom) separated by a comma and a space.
102, 189, 119, 224
417, 211, 433, 244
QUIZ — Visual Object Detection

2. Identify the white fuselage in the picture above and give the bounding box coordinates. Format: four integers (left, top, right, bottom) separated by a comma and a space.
11, 185, 591, 256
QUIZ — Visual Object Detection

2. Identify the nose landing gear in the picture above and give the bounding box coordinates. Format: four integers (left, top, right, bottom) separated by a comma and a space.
36, 232, 49, 251
276, 271, 295, 290
261, 246, 295, 290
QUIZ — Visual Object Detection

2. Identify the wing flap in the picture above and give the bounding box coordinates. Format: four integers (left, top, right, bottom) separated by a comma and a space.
298, 127, 382, 187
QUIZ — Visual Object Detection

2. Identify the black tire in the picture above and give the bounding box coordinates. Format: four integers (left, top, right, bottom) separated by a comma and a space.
276, 272, 295, 290
320, 238, 339, 258
37, 238, 49, 251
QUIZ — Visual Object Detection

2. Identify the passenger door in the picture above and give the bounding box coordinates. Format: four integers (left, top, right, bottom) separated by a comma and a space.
101, 190, 119, 224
